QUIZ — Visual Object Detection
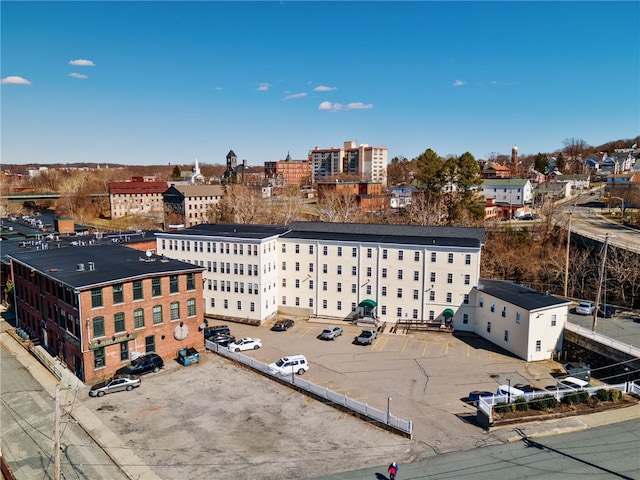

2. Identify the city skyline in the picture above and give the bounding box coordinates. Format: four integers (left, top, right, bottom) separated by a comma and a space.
2, 1, 639, 166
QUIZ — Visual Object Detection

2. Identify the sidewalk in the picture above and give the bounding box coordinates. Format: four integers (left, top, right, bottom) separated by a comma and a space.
0, 314, 163, 480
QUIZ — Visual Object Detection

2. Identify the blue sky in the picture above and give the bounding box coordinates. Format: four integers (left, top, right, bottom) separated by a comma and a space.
2, 1, 639, 166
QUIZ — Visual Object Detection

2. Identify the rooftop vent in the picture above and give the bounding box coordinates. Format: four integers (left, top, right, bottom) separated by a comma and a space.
76, 263, 85, 271
88, 262, 95, 271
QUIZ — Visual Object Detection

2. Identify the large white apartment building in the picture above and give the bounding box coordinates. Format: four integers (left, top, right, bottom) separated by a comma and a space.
155, 222, 484, 331
310, 141, 388, 184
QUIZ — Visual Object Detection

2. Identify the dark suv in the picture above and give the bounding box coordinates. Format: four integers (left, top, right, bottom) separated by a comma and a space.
116, 353, 164, 376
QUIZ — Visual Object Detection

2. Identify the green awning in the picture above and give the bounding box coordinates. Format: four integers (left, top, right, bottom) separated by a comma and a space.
359, 299, 377, 309
442, 308, 455, 319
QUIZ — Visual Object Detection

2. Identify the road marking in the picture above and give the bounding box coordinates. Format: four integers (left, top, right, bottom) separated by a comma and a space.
467, 345, 471, 358
372, 337, 387, 351
401, 338, 409, 353
422, 341, 429, 356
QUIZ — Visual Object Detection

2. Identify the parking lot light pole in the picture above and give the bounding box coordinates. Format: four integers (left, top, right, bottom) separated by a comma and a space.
507, 377, 511, 403
387, 396, 392, 425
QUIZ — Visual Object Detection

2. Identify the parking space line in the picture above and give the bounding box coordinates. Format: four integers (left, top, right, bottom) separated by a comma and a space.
401, 338, 409, 353
372, 336, 387, 351
422, 341, 429, 356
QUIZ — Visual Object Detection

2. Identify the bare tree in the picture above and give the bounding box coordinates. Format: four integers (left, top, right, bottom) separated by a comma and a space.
562, 138, 590, 174
316, 190, 362, 223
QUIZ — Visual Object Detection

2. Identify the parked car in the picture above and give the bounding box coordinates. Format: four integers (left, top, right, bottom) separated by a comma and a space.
519, 214, 537, 221
597, 305, 616, 318
268, 354, 309, 376
206, 333, 236, 347
115, 353, 164, 376
467, 391, 494, 406
320, 326, 343, 340
557, 377, 591, 391
514, 384, 543, 393
89, 374, 141, 397
227, 337, 262, 352
354, 329, 378, 345
575, 301, 595, 315
271, 319, 295, 331
563, 362, 591, 382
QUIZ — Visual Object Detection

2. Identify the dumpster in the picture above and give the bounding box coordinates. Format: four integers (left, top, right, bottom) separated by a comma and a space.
177, 347, 199, 366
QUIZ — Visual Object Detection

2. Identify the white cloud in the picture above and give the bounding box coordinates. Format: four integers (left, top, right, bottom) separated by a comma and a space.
69, 59, 95, 66
314, 85, 336, 92
319, 101, 373, 112
1, 76, 31, 85
453, 80, 465, 87
283, 92, 307, 100
214, 86, 223, 90
256, 83, 271, 91
346, 102, 373, 110
69, 72, 88, 79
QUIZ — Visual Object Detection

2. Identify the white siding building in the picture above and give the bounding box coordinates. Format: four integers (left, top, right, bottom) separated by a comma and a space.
473, 279, 571, 361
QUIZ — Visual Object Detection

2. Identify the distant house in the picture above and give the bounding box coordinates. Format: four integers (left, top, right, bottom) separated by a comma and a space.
534, 181, 572, 201
559, 174, 590, 190
316, 181, 387, 212
389, 186, 414, 209
163, 184, 225, 228
482, 163, 512, 179
108, 177, 169, 218
265, 153, 311, 187
481, 179, 533, 218
473, 279, 571, 361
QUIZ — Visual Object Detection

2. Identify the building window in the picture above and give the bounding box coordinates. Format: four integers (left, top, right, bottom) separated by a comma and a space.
367, 248, 372, 258
337, 301, 342, 311
337, 246, 342, 257
465, 254, 471, 265
430, 272, 436, 283
382, 249, 388, 259
224, 299, 228, 309
250, 302, 255, 312
323, 246, 328, 256
398, 250, 404, 261
134, 309, 144, 329
169, 275, 179, 294
431, 252, 436, 263
94, 347, 105, 369
170, 302, 180, 321
381, 268, 387, 278
112, 284, 124, 304
309, 245, 314, 254
351, 266, 357, 276
536, 340, 541, 352
309, 280, 314, 290
145, 335, 155, 353
414, 252, 420, 262
352, 247, 357, 258
446, 292, 452, 303
551, 314, 557, 326
310, 263, 314, 273
366, 285, 372, 295
295, 279, 300, 289
479, 297, 484, 308
237, 300, 242, 311
447, 273, 453, 284
504, 330, 509, 342
152, 278, 162, 297
463, 294, 469, 304
337, 283, 342, 293
516, 312, 521, 324
93, 316, 105, 338
501, 306, 506, 317
187, 273, 196, 290
429, 310, 434, 321
397, 307, 402, 317
448, 253, 454, 264
120, 342, 129, 362
413, 289, 419, 300
133, 280, 143, 300
322, 299, 327, 309
211, 298, 216, 308
337, 265, 342, 275
282, 261, 287, 271
295, 244, 300, 254
282, 244, 286, 253
323, 264, 328, 274
381, 305, 387, 315
322, 281, 327, 291
114, 312, 125, 333
152, 305, 163, 324
464, 274, 470, 286
414, 271, 419, 281
490, 302, 495, 312
412, 309, 418, 319
382, 286, 387, 296
429, 291, 435, 302
463, 313, 469, 324
487, 322, 492, 333
295, 262, 300, 272
351, 284, 357, 293
397, 288, 403, 298
91, 288, 103, 308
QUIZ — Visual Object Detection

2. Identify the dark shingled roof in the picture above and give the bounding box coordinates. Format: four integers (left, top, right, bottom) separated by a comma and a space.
158, 223, 289, 240
8, 244, 203, 290
476, 279, 571, 311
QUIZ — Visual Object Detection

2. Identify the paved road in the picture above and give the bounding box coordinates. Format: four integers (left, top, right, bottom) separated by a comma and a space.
312, 418, 640, 480
0, 342, 130, 480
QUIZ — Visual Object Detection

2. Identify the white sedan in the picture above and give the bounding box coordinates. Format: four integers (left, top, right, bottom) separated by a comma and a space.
227, 337, 262, 352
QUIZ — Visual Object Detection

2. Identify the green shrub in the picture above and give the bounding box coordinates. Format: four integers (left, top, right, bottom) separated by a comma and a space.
562, 391, 589, 405
611, 389, 622, 402
596, 389, 611, 401
529, 394, 558, 410
514, 397, 528, 411
494, 402, 513, 413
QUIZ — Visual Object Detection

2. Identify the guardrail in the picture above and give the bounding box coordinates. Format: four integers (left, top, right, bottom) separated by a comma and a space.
478, 381, 638, 423
205, 340, 413, 437
565, 322, 640, 357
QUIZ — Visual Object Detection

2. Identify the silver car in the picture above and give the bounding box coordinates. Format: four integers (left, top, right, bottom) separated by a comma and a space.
320, 327, 343, 340
575, 301, 595, 315
89, 374, 141, 397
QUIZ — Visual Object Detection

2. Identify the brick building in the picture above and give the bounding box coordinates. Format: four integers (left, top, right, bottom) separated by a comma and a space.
8, 244, 204, 383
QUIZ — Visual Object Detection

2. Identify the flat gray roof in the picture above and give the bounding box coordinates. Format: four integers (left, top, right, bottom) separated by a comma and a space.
476, 279, 571, 311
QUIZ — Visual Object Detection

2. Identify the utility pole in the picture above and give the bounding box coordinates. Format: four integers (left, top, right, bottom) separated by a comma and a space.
563, 212, 572, 297
592, 234, 610, 332
54, 384, 61, 480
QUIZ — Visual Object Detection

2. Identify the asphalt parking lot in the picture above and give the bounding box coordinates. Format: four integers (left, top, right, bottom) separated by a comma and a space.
84, 319, 565, 480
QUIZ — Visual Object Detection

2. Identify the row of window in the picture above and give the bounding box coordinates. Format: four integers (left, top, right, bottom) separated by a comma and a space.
207, 280, 260, 294
91, 274, 196, 308
94, 334, 158, 369
479, 298, 558, 326
92, 299, 197, 338
161, 239, 277, 255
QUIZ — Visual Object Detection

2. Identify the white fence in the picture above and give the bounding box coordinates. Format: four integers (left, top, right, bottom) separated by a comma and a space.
565, 322, 640, 357
478, 381, 639, 423
205, 340, 413, 436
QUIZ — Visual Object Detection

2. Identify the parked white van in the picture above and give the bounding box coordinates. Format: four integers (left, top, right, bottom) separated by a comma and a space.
268, 355, 308, 376
496, 385, 525, 398
557, 377, 591, 390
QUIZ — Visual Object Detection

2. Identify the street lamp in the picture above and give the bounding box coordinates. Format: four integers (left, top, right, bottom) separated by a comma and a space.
387, 396, 392, 424
507, 377, 511, 403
